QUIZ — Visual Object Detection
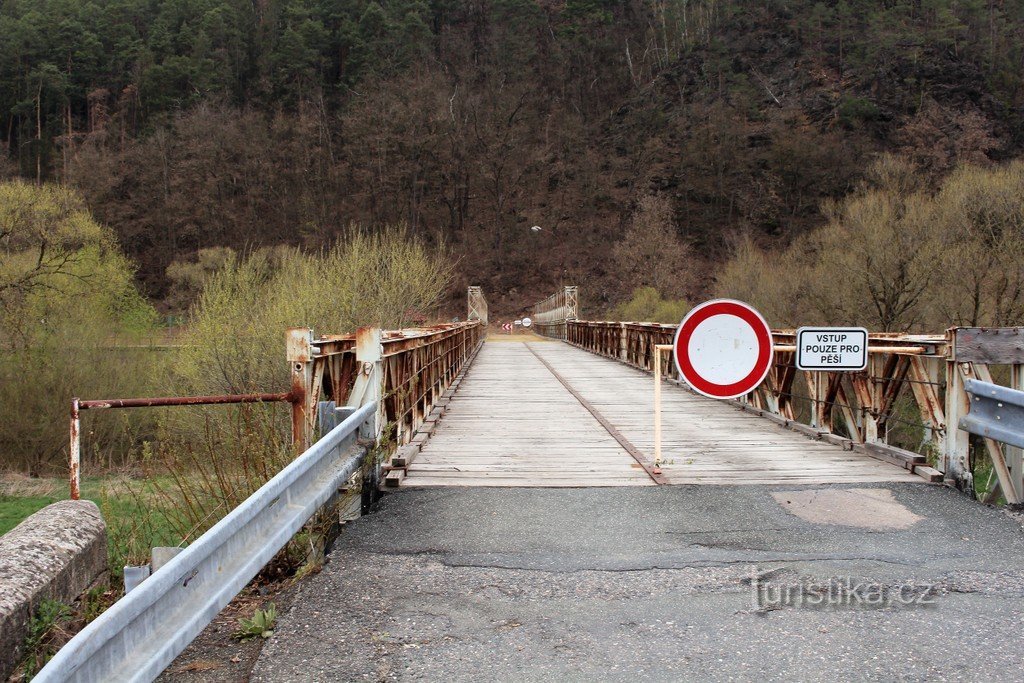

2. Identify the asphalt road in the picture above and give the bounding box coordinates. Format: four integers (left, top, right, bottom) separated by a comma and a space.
253, 484, 1024, 682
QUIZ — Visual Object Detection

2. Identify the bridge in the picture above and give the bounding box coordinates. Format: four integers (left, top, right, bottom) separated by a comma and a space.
40, 286, 1024, 681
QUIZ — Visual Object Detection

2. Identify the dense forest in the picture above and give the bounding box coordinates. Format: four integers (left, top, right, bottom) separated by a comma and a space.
2, 0, 1024, 313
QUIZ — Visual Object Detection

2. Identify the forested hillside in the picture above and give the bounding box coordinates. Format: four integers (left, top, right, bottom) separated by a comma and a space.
2, 0, 1023, 313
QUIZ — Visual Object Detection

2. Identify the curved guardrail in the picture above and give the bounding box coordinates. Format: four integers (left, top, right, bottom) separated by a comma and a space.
35, 401, 377, 683
961, 379, 1024, 450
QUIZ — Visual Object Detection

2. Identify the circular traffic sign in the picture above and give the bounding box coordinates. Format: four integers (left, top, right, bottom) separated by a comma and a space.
673, 299, 773, 399
522, 317, 532, 328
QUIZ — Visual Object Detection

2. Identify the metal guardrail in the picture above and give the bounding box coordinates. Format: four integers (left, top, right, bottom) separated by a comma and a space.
961, 379, 1024, 450
36, 401, 377, 683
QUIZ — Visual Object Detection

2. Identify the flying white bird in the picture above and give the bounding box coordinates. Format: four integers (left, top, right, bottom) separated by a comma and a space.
530, 225, 542, 233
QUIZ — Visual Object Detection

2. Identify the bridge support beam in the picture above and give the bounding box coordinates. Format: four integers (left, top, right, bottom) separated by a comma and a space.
346, 327, 385, 441
944, 328, 973, 494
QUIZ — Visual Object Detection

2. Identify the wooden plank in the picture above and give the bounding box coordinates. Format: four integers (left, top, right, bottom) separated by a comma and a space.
954, 328, 1024, 364
914, 466, 944, 483
403, 339, 921, 489
391, 445, 420, 468
861, 443, 926, 470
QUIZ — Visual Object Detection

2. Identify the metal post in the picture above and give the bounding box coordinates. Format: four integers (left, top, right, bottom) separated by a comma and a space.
653, 344, 672, 473
346, 327, 384, 441
1011, 364, 1024, 499
654, 348, 662, 470
286, 328, 314, 452
945, 329, 972, 491
70, 398, 81, 500
862, 355, 882, 443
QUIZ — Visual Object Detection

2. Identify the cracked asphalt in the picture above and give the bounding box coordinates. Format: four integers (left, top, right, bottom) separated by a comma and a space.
252, 485, 1024, 682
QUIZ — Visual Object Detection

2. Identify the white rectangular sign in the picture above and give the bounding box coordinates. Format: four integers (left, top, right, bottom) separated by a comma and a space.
795, 327, 868, 371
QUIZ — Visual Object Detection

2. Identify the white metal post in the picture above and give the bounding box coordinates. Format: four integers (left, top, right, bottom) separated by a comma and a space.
944, 361, 972, 490
346, 327, 385, 441
654, 348, 662, 470
70, 398, 81, 500
653, 344, 672, 473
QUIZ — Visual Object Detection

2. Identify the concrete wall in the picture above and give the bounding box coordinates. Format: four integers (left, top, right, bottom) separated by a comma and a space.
0, 500, 107, 680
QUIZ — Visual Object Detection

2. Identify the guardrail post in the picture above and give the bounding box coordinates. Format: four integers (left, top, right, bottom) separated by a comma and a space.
346, 327, 385, 441
1011, 363, 1024, 499
287, 328, 315, 452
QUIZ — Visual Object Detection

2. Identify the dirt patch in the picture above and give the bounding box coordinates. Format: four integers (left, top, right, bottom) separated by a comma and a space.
158, 581, 299, 683
772, 488, 923, 530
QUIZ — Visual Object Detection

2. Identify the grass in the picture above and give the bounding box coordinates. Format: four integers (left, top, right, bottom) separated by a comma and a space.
0, 474, 180, 579
0, 495, 58, 536
18, 598, 73, 679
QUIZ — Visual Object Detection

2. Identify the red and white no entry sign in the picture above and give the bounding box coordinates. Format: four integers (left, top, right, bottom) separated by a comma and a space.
673, 299, 773, 399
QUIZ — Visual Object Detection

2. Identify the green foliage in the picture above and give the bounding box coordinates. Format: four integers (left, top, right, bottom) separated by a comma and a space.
0, 181, 160, 475
21, 599, 72, 678
173, 226, 452, 398
98, 477, 180, 573
614, 286, 690, 324
715, 156, 1024, 331
137, 227, 453, 549
837, 96, 880, 127
164, 246, 236, 313
233, 603, 276, 641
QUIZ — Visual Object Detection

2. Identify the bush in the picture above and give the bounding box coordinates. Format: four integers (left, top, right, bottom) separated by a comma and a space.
149, 225, 454, 543
612, 195, 696, 299
0, 181, 158, 475
837, 96, 880, 127
715, 156, 1024, 331
172, 225, 453, 398
614, 286, 691, 323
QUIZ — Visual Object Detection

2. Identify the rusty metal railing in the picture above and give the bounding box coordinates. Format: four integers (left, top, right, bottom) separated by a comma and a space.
309, 321, 485, 444
564, 320, 1024, 502
69, 392, 299, 500
69, 322, 486, 498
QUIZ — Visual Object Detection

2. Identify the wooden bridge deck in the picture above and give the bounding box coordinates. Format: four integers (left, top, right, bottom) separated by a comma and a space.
404, 338, 921, 487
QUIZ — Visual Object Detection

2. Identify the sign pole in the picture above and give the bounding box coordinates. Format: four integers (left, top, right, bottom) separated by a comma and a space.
654, 347, 662, 472
653, 343, 673, 473
659, 299, 774, 476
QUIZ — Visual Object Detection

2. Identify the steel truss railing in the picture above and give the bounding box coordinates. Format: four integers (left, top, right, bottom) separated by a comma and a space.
565, 320, 1024, 502
530, 285, 578, 339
